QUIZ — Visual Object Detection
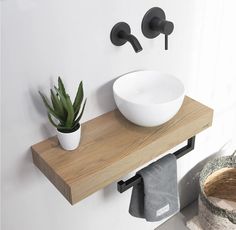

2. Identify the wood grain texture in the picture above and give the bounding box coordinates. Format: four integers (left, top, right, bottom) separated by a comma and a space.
32, 96, 213, 205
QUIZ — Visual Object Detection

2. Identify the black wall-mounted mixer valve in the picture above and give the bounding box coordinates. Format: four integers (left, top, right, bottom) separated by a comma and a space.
142, 7, 174, 50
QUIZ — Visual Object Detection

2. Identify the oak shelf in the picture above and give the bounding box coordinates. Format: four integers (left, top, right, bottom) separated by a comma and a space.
32, 96, 213, 205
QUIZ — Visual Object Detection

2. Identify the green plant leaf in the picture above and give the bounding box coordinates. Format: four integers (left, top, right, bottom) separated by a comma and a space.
58, 77, 66, 97
54, 87, 75, 128
73, 81, 83, 115
50, 89, 65, 119
48, 113, 72, 130
71, 122, 80, 130
65, 95, 74, 127
54, 87, 69, 112
39, 91, 62, 121
47, 113, 60, 128
74, 99, 87, 124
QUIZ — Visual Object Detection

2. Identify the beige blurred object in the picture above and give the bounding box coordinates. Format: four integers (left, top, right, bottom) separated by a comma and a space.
186, 197, 236, 230
187, 197, 236, 230
204, 168, 236, 202
186, 216, 203, 230
187, 150, 236, 230
197, 150, 236, 229
208, 197, 236, 211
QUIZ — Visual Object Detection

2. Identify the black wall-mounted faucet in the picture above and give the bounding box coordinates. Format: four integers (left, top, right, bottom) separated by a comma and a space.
142, 7, 174, 50
110, 22, 143, 53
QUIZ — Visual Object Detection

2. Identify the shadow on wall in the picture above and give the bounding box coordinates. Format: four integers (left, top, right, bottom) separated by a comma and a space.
3, 79, 62, 200
95, 78, 117, 112
17, 149, 38, 185
101, 172, 136, 203
102, 182, 118, 201
3, 148, 43, 198
95, 70, 145, 112
179, 150, 225, 209
29, 83, 55, 137
29, 84, 47, 117
8, 85, 56, 196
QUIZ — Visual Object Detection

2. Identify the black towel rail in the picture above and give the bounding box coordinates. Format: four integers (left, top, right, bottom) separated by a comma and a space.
117, 136, 196, 193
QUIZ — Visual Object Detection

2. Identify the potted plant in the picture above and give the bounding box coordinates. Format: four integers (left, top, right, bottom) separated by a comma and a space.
39, 77, 86, 150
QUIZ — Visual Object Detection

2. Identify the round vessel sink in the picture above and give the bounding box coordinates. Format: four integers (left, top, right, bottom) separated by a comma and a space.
113, 70, 185, 127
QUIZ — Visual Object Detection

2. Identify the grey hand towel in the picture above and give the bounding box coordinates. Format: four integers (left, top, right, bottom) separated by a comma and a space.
129, 154, 180, 222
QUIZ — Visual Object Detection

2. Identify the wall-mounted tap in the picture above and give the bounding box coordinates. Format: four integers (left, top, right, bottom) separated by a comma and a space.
142, 7, 174, 50
110, 22, 143, 53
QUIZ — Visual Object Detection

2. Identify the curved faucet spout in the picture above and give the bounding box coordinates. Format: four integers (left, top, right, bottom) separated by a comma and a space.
118, 31, 143, 53
110, 22, 143, 53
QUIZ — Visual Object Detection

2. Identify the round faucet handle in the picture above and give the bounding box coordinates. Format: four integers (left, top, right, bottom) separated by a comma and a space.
150, 18, 174, 35
159, 20, 174, 35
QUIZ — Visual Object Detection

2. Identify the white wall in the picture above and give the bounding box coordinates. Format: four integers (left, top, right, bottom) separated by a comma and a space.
1, 0, 236, 230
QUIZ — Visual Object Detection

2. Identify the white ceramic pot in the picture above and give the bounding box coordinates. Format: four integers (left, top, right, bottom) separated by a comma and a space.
56, 127, 81, 151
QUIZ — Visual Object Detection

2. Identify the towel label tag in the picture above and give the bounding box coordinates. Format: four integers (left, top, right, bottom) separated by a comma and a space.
156, 204, 170, 217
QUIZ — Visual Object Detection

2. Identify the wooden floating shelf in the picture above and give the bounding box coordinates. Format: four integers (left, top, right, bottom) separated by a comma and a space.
32, 96, 213, 205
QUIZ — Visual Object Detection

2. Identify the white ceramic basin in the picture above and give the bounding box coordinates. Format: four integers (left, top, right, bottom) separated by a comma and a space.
113, 70, 185, 127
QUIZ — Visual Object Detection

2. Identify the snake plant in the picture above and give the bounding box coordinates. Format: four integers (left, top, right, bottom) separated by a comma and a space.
39, 77, 86, 133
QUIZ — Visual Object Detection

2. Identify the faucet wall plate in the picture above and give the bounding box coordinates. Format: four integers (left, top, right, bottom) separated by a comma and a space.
142, 7, 166, 39
110, 22, 131, 46
142, 7, 174, 50
110, 22, 143, 53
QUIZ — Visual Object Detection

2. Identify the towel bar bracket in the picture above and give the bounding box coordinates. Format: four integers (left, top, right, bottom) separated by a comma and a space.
117, 136, 196, 193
